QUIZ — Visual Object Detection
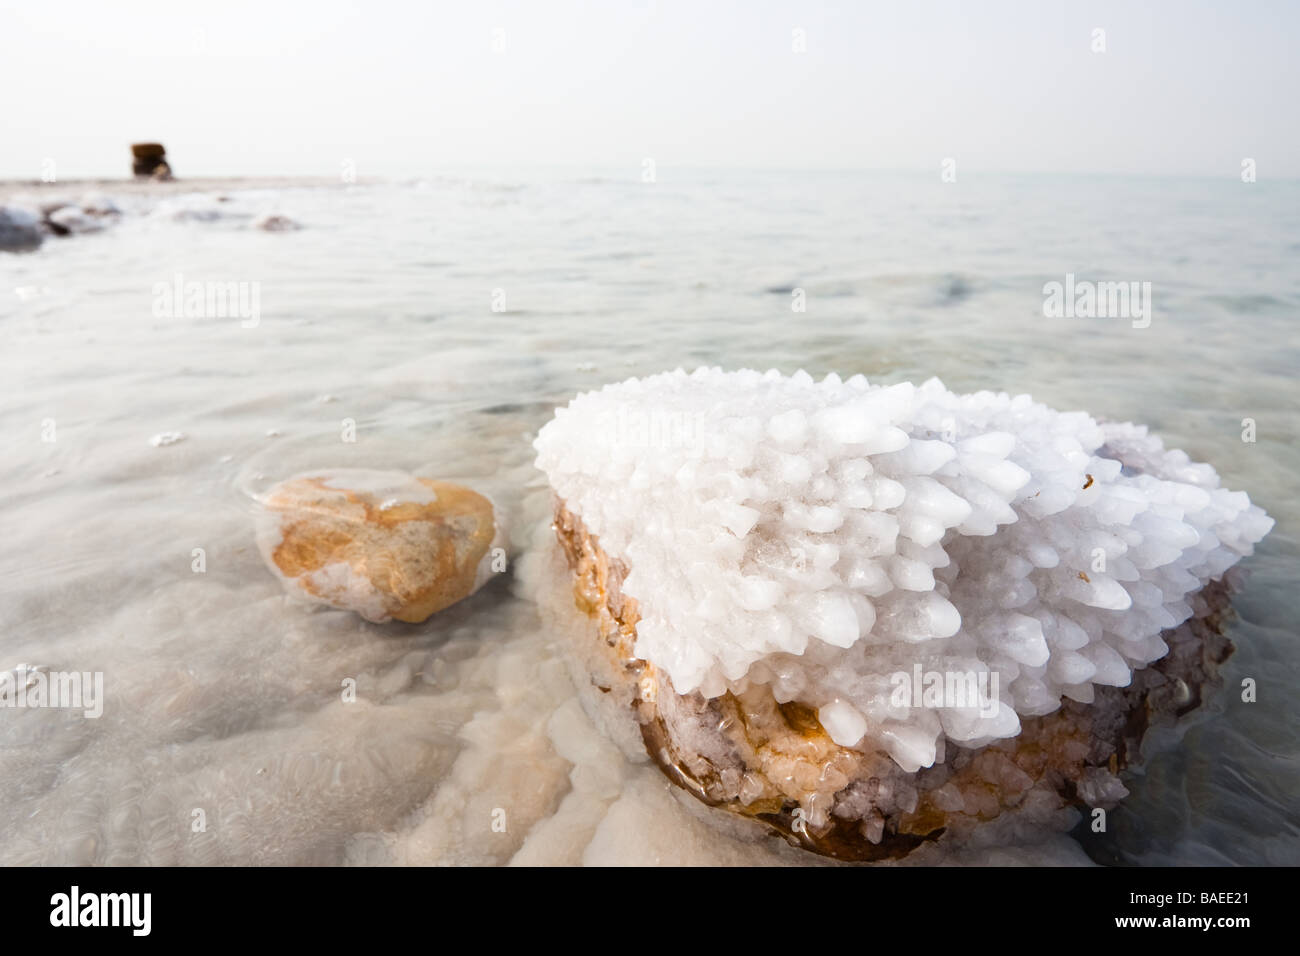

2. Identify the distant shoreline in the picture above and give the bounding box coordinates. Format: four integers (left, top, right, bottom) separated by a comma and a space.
0, 175, 376, 203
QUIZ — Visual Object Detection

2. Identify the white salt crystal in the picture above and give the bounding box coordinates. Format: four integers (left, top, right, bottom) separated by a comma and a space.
534, 367, 1274, 771
819, 699, 867, 747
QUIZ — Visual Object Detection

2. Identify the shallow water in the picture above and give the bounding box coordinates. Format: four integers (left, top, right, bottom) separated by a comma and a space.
1, 169, 1296, 865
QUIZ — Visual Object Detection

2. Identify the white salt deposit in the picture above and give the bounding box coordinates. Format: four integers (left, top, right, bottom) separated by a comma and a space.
534, 368, 1274, 772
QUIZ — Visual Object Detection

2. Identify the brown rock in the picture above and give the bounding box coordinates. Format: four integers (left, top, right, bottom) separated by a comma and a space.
257, 470, 501, 623
131, 142, 171, 179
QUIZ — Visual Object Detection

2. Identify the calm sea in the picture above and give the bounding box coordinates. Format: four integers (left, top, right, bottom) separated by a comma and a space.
1, 168, 1296, 864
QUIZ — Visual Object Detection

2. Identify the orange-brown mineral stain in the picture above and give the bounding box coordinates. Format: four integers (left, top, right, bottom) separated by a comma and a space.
266, 476, 495, 623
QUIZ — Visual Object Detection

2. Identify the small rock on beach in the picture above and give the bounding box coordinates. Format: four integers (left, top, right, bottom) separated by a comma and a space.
256, 469, 503, 623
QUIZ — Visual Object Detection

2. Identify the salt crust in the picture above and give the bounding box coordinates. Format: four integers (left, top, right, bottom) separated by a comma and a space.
534, 368, 1273, 771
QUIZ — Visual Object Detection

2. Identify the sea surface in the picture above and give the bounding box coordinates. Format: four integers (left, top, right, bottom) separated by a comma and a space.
1, 169, 1296, 865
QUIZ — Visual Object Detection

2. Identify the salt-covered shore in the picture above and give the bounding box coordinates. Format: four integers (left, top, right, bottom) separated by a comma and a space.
0, 176, 358, 249
0, 175, 352, 205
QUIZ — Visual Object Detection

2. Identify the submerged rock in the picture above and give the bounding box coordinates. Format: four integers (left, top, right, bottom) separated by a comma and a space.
152, 194, 221, 222
78, 193, 121, 218
21, 193, 123, 238
46, 204, 105, 235
0, 206, 43, 251
252, 212, 301, 232
256, 470, 503, 623
534, 367, 1273, 860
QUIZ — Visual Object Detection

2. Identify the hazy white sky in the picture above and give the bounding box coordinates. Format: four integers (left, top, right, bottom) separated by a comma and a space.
2, 0, 1296, 179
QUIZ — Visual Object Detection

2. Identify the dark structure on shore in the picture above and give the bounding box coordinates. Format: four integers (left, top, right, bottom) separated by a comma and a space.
131, 143, 172, 180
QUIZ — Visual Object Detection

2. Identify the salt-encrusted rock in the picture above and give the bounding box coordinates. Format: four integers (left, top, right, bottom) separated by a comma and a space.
252, 212, 301, 232
46, 205, 105, 235
534, 367, 1273, 859
153, 193, 225, 222
32, 194, 122, 238
78, 193, 122, 218
0, 206, 43, 251
256, 470, 503, 623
